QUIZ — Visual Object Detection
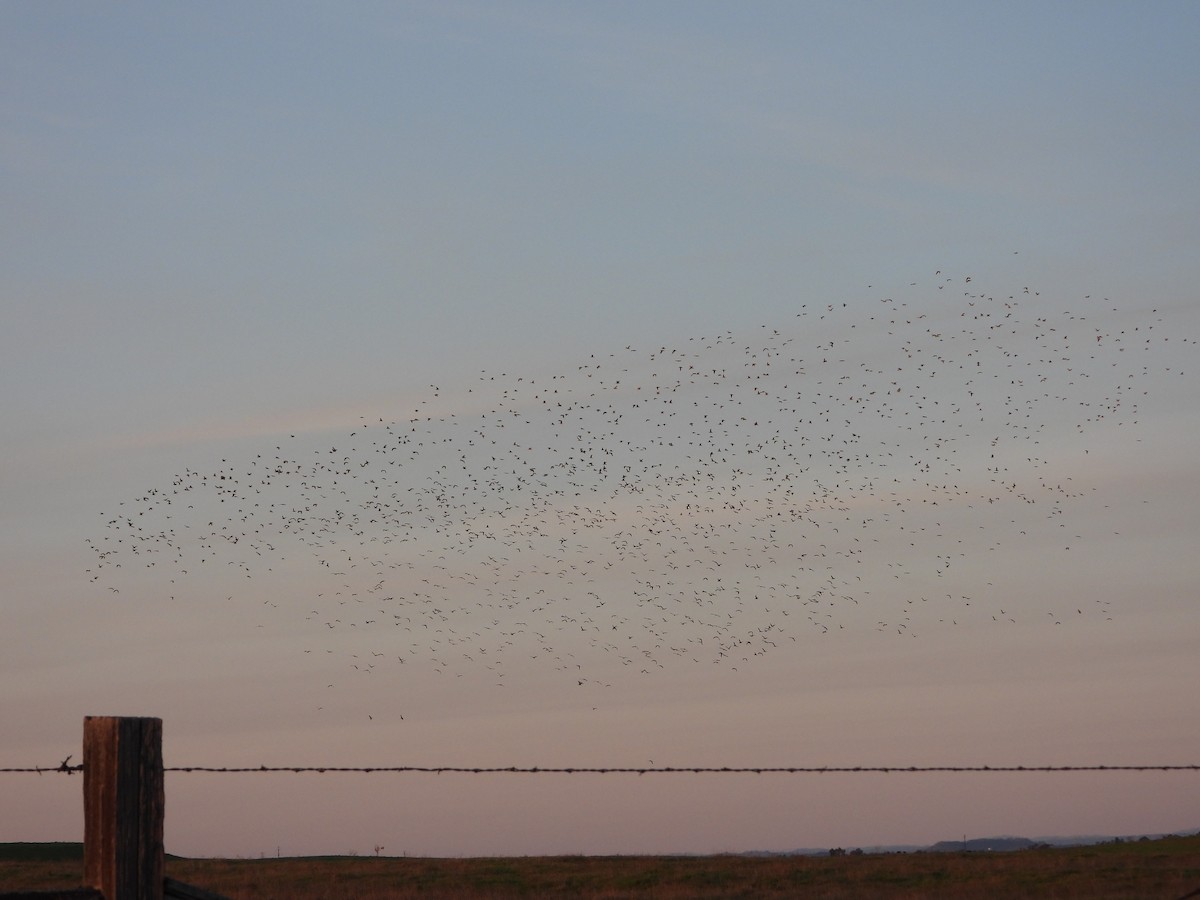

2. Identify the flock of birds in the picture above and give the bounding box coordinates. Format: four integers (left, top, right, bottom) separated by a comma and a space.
86, 273, 1187, 696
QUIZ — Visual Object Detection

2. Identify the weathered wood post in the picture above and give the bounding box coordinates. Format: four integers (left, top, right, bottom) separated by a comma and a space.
83, 717, 164, 900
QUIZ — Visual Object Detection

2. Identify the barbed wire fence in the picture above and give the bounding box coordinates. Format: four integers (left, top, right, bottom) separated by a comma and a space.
8, 720, 1199, 900
5, 761, 1199, 776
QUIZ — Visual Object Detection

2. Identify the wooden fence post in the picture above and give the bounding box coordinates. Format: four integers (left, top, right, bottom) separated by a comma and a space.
83, 717, 164, 900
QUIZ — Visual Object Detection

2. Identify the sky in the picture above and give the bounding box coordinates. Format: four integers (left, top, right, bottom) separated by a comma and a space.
3, 1, 1199, 858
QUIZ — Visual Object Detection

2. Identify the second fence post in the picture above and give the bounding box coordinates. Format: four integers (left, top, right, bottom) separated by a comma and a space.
83, 716, 165, 900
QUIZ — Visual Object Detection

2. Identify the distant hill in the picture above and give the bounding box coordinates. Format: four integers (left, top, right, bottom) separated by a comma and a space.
0, 842, 83, 861
928, 830, 1200, 853
0, 842, 185, 862
929, 836, 1035, 852
742, 827, 1200, 857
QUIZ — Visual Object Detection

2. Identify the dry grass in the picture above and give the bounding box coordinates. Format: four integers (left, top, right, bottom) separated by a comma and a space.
4, 835, 1200, 899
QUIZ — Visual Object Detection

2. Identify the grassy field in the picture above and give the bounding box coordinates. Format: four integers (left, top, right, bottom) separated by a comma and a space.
3, 835, 1200, 899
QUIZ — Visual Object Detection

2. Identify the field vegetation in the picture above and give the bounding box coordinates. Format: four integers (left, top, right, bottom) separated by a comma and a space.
3, 835, 1200, 899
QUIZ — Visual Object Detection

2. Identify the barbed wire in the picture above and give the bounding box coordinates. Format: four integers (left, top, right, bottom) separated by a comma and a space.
2, 757, 81, 775
4, 762, 1199, 776
166, 764, 1200, 774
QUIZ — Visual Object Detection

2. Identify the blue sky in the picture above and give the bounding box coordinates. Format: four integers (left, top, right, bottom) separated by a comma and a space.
3, 2, 1199, 857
